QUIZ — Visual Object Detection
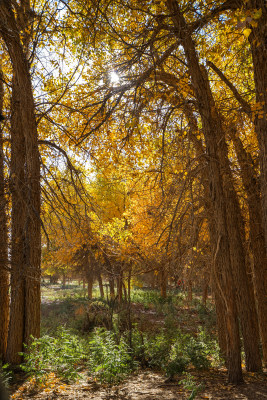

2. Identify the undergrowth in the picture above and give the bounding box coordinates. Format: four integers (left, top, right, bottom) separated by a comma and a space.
21, 326, 219, 384
28, 285, 220, 385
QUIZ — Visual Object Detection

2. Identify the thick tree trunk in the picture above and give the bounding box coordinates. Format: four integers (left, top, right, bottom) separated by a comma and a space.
0, 2, 41, 362
231, 133, 267, 365
6, 78, 27, 364
183, 101, 241, 375
247, 1, 267, 252
166, 0, 244, 382
0, 67, 9, 360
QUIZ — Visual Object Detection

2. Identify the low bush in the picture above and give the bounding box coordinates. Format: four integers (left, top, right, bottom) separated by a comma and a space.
88, 328, 136, 384
21, 328, 88, 381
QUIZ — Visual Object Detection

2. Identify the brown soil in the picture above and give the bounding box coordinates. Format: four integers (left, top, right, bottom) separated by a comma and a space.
10, 370, 267, 400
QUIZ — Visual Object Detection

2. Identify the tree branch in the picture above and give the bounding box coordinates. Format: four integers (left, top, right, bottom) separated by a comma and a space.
206, 60, 252, 119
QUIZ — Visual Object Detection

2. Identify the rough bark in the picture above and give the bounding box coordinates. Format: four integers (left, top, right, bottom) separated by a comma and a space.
246, 0, 267, 252
0, 1, 41, 363
231, 132, 267, 365
0, 66, 9, 360
168, 0, 263, 373
166, 0, 246, 382
6, 78, 27, 364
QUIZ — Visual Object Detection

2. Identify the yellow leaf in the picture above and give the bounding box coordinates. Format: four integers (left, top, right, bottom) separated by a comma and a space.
253, 8, 262, 19
243, 28, 252, 37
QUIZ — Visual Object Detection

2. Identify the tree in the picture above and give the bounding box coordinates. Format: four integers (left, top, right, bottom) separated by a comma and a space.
0, 0, 41, 364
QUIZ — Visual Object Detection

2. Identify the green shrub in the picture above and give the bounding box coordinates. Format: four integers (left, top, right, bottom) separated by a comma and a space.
179, 373, 205, 400
88, 328, 136, 384
184, 336, 211, 370
164, 340, 190, 377
21, 328, 88, 381
142, 332, 171, 369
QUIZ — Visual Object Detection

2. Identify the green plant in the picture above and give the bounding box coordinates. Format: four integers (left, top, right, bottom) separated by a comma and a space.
164, 341, 190, 377
185, 336, 211, 370
0, 363, 12, 388
21, 328, 88, 382
88, 328, 136, 384
142, 332, 171, 369
179, 373, 205, 400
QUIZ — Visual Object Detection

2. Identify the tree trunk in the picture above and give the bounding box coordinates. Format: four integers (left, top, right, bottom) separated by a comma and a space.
166, 0, 244, 382
160, 268, 167, 298
0, 66, 9, 360
247, 1, 267, 252
202, 273, 209, 307
231, 132, 267, 365
62, 273, 66, 288
97, 272, 104, 298
109, 276, 115, 299
87, 277, 93, 299
187, 280, 193, 303
6, 77, 27, 364
84, 252, 93, 299
0, 2, 41, 363
117, 269, 123, 303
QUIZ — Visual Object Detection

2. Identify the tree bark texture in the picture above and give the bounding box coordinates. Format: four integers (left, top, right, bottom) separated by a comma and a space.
231, 132, 267, 365
247, 0, 267, 252
0, 66, 9, 360
166, 0, 249, 382
0, 1, 41, 363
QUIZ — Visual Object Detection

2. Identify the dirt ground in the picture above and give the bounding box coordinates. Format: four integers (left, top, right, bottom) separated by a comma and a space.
10, 370, 267, 400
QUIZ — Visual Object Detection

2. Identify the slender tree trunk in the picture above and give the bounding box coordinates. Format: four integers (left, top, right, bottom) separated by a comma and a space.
202, 273, 209, 307
87, 277, 93, 299
85, 252, 93, 299
117, 268, 123, 303
109, 276, 115, 299
62, 273, 66, 288
160, 268, 167, 298
127, 265, 132, 302
0, 67, 9, 360
187, 280, 193, 303
97, 272, 104, 298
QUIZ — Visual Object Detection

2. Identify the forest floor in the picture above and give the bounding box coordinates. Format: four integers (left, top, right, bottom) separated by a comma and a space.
9, 282, 267, 400
10, 369, 267, 400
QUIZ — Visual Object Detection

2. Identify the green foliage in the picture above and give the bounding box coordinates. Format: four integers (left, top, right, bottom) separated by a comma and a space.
21, 328, 87, 382
0, 363, 12, 388
179, 373, 205, 400
143, 332, 172, 369
88, 328, 136, 384
130, 327, 213, 378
